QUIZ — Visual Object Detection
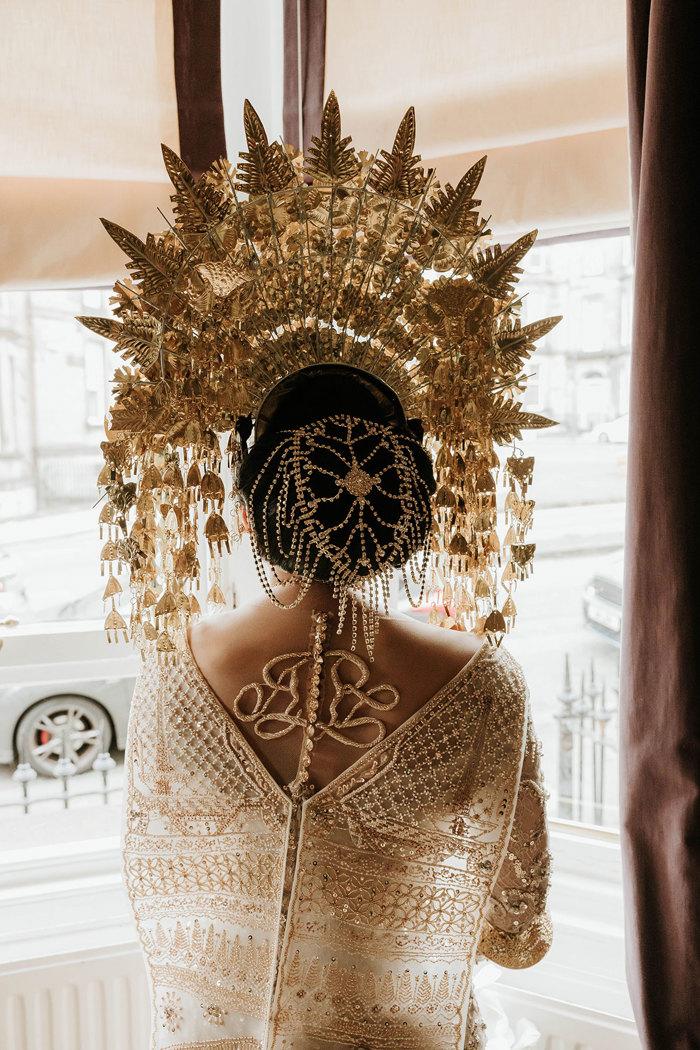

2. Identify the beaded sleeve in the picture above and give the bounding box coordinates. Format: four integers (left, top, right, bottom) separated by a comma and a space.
477, 708, 552, 969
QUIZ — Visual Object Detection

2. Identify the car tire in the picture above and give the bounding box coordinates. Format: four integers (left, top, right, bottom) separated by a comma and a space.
15, 695, 113, 777
598, 432, 610, 443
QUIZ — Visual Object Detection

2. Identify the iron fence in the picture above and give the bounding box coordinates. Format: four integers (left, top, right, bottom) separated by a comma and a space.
556, 653, 619, 825
3, 725, 119, 813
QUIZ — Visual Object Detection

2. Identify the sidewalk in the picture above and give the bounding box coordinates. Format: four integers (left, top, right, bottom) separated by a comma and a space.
533, 501, 625, 557
0, 508, 95, 545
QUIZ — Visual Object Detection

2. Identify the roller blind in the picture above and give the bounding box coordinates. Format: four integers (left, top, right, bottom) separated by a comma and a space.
325, 0, 629, 238
0, 0, 179, 288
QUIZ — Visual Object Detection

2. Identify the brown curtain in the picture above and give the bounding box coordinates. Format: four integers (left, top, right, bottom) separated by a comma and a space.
283, 0, 326, 151
172, 0, 227, 177
621, 2, 700, 1047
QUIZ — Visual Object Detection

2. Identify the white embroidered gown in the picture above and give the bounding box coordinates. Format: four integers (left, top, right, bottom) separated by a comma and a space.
121, 629, 551, 1050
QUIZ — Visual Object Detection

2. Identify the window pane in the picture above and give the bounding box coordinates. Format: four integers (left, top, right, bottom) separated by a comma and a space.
503, 231, 632, 828
1, 238, 632, 840
0, 288, 133, 845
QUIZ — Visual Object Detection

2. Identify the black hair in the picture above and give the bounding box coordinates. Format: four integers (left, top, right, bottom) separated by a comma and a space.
237, 369, 436, 581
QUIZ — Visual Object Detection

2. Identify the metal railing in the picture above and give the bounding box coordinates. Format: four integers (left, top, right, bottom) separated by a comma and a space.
555, 653, 619, 826
4, 726, 119, 813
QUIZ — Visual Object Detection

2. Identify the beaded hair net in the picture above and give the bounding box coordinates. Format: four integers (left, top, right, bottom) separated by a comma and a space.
244, 410, 434, 658
78, 92, 559, 661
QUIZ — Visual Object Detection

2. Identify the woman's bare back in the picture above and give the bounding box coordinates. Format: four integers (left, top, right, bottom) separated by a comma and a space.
188, 580, 485, 793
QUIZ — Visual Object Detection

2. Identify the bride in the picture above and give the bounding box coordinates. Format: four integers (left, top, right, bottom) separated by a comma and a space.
121, 365, 551, 1050
79, 92, 556, 1048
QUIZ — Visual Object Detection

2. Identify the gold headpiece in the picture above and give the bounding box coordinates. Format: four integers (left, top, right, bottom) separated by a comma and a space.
79, 92, 559, 661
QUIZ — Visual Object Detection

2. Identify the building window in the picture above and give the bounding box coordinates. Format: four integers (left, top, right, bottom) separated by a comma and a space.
84, 341, 107, 427
0, 352, 19, 454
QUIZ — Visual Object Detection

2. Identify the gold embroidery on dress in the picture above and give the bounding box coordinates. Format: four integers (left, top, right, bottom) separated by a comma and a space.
158, 990, 183, 1033
175, 1042, 261, 1050
142, 921, 273, 1017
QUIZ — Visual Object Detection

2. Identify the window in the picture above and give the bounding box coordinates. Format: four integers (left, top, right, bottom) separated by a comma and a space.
0, 287, 134, 849
0, 237, 632, 846
84, 340, 107, 426
0, 352, 19, 454
504, 230, 632, 829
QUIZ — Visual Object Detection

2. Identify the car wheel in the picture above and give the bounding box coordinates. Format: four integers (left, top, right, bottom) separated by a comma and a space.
15, 696, 112, 777
598, 432, 610, 443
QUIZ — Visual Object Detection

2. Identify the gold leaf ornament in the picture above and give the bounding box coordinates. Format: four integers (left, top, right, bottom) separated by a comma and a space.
304, 90, 360, 183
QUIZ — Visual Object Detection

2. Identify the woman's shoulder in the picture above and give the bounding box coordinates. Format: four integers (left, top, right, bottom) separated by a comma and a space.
385, 614, 527, 694
188, 599, 280, 652
381, 610, 486, 664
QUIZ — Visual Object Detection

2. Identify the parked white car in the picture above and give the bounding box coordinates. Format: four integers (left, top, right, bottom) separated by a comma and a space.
0, 618, 138, 776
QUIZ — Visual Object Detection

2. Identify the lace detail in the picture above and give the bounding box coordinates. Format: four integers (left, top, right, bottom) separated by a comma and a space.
464, 993, 488, 1050
122, 639, 551, 1048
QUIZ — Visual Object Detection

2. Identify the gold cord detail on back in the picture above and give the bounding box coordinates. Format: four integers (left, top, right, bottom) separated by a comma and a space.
232, 610, 400, 799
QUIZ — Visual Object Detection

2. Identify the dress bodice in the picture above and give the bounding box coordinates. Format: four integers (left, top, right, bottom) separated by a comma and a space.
121, 634, 551, 1050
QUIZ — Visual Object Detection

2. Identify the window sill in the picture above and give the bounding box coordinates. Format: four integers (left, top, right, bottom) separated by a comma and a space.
0, 817, 623, 887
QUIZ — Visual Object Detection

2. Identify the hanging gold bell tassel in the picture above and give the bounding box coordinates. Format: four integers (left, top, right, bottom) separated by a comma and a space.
185, 464, 201, 504
162, 462, 184, 492
501, 592, 517, 632
104, 607, 129, 643
200, 471, 226, 512
142, 620, 158, 642
504, 489, 518, 522
205, 512, 231, 555
511, 542, 536, 581
156, 630, 177, 665
98, 502, 116, 539
474, 576, 491, 600
501, 559, 516, 585
142, 586, 158, 610
102, 574, 122, 601
207, 582, 227, 606
154, 591, 177, 620
484, 607, 506, 641
100, 540, 118, 577
442, 579, 453, 609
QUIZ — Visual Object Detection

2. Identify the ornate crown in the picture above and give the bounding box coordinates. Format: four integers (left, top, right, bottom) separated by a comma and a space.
78, 92, 559, 660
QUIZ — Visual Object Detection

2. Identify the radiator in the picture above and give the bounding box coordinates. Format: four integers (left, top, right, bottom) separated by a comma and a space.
1, 946, 149, 1050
